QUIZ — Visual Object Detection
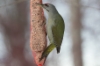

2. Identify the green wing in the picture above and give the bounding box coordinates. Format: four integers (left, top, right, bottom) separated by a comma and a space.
52, 15, 65, 53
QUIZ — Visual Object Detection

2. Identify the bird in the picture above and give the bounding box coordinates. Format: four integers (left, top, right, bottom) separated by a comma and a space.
37, 3, 65, 61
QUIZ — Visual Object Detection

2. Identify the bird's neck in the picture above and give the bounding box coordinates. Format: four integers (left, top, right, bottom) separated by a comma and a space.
48, 8, 59, 18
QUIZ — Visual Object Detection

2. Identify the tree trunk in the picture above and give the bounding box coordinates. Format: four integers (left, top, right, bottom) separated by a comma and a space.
70, 0, 83, 66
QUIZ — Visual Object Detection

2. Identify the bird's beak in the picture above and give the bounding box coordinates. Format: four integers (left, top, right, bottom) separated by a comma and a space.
36, 3, 49, 12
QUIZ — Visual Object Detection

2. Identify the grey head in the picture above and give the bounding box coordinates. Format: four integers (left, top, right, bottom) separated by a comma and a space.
38, 3, 58, 14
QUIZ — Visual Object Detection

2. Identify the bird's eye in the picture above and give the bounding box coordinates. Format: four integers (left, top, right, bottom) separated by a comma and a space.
44, 4, 49, 7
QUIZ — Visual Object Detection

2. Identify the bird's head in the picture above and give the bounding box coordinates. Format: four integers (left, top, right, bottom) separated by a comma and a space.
37, 3, 56, 12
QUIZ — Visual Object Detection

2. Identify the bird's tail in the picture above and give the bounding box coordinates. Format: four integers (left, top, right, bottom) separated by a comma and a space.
56, 47, 60, 53
39, 43, 55, 61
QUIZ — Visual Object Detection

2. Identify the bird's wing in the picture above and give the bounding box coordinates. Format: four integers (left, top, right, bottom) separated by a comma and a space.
52, 16, 65, 53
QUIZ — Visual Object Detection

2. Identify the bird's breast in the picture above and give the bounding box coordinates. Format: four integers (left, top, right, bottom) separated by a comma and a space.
46, 19, 55, 43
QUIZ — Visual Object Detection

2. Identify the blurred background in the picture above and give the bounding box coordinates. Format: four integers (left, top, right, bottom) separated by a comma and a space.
0, 0, 100, 66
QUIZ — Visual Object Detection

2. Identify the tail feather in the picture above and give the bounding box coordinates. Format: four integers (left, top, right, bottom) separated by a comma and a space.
39, 43, 55, 61
56, 47, 60, 53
